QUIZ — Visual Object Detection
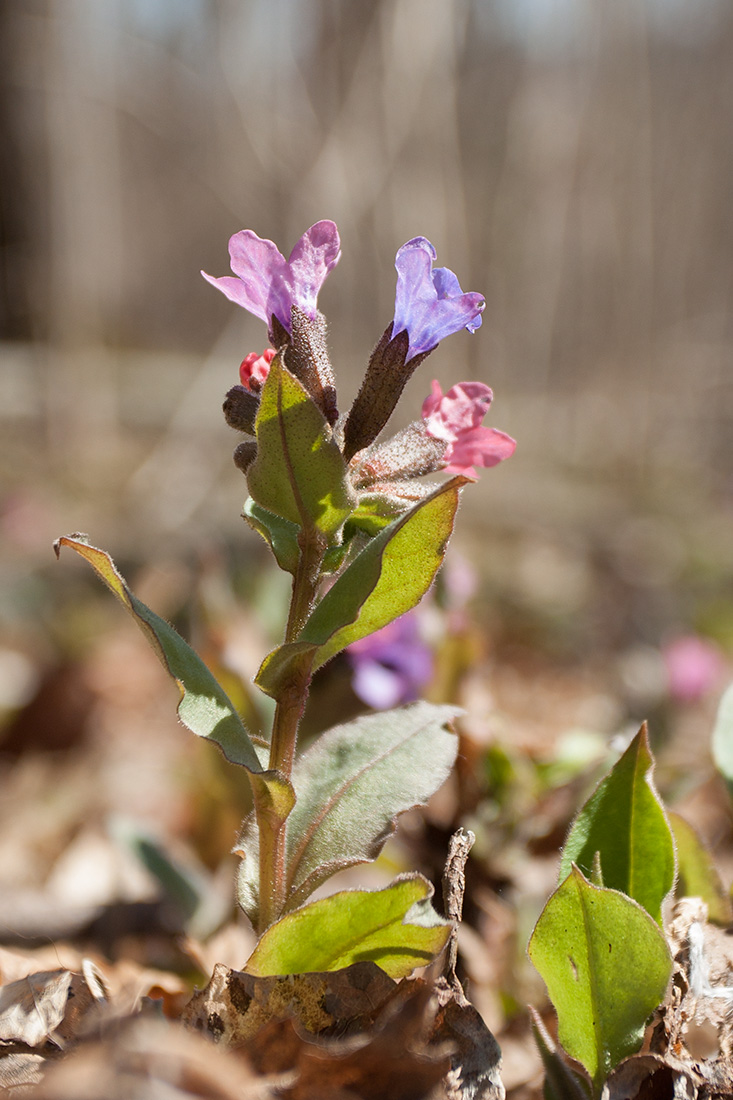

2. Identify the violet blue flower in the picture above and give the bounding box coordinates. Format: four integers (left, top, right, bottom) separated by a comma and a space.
202, 221, 341, 335
392, 238, 486, 361
347, 613, 433, 710
422, 380, 516, 478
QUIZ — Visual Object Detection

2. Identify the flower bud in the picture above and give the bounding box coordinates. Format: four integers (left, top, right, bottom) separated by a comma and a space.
233, 441, 257, 474
223, 385, 260, 435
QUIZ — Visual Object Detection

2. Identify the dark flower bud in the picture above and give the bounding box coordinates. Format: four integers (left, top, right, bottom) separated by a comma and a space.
342, 325, 432, 462
233, 441, 257, 474
223, 386, 260, 435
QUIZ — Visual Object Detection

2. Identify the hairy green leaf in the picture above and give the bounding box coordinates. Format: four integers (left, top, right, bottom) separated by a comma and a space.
253, 478, 464, 697
245, 874, 450, 979
528, 866, 671, 1095
54, 536, 293, 823
246, 352, 355, 538
283, 703, 460, 912
301, 478, 463, 667
559, 725, 675, 924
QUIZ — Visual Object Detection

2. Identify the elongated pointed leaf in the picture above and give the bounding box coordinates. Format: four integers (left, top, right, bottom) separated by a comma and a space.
528, 866, 672, 1093
246, 353, 355, 538
559, 725, 675, 925
245, 874, 450, 979
54, 536, 294, 822
254, 479, 465, 700
283, 703, 460, 912
669, 811, 731, 925
712, 681, 733, 798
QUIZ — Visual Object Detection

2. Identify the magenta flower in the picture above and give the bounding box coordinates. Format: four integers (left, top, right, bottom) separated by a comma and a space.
392, 238, 485, 361
422, 380, 516, 478
202, 221, 341, 335
239, 347, 275, 392
347, 613, 433, 710
662, 635, 726, 703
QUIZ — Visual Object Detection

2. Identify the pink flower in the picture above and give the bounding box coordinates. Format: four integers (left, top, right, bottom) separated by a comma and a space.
422, 380, 516, 478
202, 221, 341, 335
239, 348, 275, 392
662, 635, 726, 703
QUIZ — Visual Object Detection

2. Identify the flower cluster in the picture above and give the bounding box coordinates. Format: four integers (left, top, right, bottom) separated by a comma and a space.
205, 220, 515, 527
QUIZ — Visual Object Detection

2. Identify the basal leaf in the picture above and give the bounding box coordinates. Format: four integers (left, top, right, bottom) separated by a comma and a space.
712, 681, 733, 799
246, 353, 355, 539
559, 725, 675, 925
283, 703, 460, 912
669, 811, 732, 925
528, 866, 672, 1095
245, 874, 450, 979
54, 536, 294, 824
243, 497, 300, 574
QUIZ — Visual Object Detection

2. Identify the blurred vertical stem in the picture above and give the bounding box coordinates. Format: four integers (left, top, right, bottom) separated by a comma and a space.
257, 525, 326, 932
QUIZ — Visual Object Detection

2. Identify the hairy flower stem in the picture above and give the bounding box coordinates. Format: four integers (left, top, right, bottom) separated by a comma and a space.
256, 526, 326, 932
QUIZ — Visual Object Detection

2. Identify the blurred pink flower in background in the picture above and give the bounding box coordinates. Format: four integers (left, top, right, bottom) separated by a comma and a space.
662, 634, 726, 703
422, 380, 516, 478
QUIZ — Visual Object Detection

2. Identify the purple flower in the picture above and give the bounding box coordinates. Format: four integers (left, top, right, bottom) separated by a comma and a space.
347, 613, 434, 710
202, 221, 341, 334
392, 238, 486, 361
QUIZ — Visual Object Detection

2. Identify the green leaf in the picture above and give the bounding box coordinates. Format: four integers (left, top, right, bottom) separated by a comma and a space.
301, 478, 464, 668
712, 681, 733, 798
246, 352, 355, 539
254, 478, 464, 698
245, 874, 450, 979
528, 866, 672, 1095
669, 811, 732, 925
243, 497, 300, 574
559, 725, 675, 925
283, 703, 460, 912
54, 536, 294, 823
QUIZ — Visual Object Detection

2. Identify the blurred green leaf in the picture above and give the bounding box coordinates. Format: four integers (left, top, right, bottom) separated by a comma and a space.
559, 725, 674, 925
669, 811, 732, 925
54, 536, 294, 823
245, 874, 450, 979
712, 681, 733, 799
246, 353, 355, 539
243, 497, 300, 574
284, 703, 460, 912
528, 1006, 592, 1100
528, 866, 672, 1095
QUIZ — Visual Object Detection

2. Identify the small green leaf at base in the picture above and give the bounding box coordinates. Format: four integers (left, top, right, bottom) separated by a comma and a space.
559, 724, 675, 925
528, 866, 672, 1095
245, 874, 450, 979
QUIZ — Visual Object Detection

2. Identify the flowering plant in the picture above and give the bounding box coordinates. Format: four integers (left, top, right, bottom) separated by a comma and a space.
55, 220, 513, 1072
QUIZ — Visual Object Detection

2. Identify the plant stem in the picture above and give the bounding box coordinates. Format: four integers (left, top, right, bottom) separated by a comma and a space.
256, 525, 326, 932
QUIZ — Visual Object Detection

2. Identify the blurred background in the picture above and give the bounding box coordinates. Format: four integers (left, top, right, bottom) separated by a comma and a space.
0, 3, 732, 1087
